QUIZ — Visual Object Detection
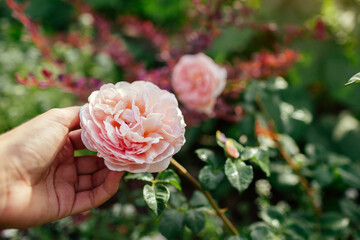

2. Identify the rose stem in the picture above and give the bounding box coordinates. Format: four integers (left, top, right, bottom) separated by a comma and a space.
254, 96, 322, 217
170, 158, 239, 236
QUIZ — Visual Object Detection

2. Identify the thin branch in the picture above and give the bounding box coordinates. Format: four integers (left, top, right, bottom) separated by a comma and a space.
170, 158, 239, 236
254, 96, 322, 217
276, 142, 322, 216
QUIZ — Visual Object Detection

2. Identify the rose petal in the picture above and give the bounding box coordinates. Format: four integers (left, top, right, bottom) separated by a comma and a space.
80, 80, 186, 173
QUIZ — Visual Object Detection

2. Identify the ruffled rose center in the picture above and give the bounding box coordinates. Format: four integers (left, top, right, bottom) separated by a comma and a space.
96, 95, 165, 157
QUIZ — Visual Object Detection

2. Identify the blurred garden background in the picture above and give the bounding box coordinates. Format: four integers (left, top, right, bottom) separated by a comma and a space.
1, 0, 360, 239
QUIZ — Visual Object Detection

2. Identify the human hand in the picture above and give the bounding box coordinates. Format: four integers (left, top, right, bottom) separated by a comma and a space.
0, 107, 123, 228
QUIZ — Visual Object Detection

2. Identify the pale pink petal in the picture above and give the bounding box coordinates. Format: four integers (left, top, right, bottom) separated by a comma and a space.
171, 53, 227, 114
147, 157, 172, 172
80, 80, 186, 173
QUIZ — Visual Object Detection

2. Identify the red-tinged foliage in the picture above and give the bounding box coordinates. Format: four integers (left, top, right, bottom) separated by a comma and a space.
313, 19, 327, 40
237, 49, 299, 80
254, 119, 278, 140
16, 68, 102, 100
6, 0, 305, 125
284, 25, 305, 44
64, 0, 144, 81
140, 67, 172, 92
52, 32, 92, 49
6, 0, 51, 58
214, 98, 244, 122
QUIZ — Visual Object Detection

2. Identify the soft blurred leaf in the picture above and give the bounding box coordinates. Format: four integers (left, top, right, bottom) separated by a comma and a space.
285, 221, 310, 240
338, 165, 360, 189
184, 209, 205, 234
279, 134, 300, 156
258, 0, 322, 24
242, 147, 270, 176
199, 165, 224, 190
232, 139, 245, 153
225, 159, 253, 193
189, 191, 210, 208
195, 148, 219, 167
169, 191, 188, 209
267, 77, 289, 91
159, 209, 184, 239
332, 112, 360, 160
323, 50, 360, 112
327, 153, 351, 167
345, 72, 360, 86
207, 27, 254, 62
26, 0, 73, 29
141, 0, 188, 31
355, 229, 360, 240
313, 165, 333, 187
320, 212, 349, 238
157, 169, 182, 191
227, 236, 248, 240
125, 172, 154, 182
340, 199, 360, 222
250, 222, 275, 240
260, 208, 285, 229
260, 92, 284, 132
244, 81, 265, 103
253, 148, 271, 177
242, 147, 258, 160
143, 184, 170, 216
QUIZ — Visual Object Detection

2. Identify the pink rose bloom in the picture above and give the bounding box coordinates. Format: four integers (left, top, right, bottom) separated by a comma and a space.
80, 81, 186, 173
172, 53, 227, 114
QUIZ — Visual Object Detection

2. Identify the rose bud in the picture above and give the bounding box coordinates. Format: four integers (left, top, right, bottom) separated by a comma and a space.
225, 139, 240, 159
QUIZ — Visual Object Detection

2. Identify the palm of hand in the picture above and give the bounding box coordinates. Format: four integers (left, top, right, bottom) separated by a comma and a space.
0, 107, 123, 228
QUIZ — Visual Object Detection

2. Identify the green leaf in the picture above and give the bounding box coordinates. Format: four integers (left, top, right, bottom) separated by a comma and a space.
232, 139, 245, 153
242, 147, 270, 176
227, 236, 248, 240
199, 165, 224, 190
253, 148, 270, 177
241, 147, 258, 160
250, 222, 275, 240
320, 212, 349, 238
125, 173, 154, 182
244, 81, 265, 103
195, 148, 219, 166
285, 221, 310, 240
189, 191, 210, 208
346, 72, 360, 86
159, 209, 184, 239
260, 208, 284, 229
355, 229, 360, 240
184, 209, 205, 234
313, 165, 333, 187
260, 92, 284, 132
340, 199, 360, 222
338, 165, 360, 189
225, 158, 253, 193
169, 191, 188, 209
157, 169, 182, 191
267, 76, 289, 91
207, 26, 254, 62
278, 134, 299, 156
143, 184, 170, 216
